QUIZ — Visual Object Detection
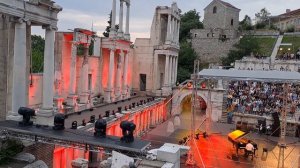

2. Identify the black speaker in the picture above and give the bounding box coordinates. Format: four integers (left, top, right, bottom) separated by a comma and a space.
90, 115, 96, 123
296, 125, 300, 137
71, 121, 77, 129
271, 112, 280, 137
257, 117, 266, 133
105, 110, 110, 117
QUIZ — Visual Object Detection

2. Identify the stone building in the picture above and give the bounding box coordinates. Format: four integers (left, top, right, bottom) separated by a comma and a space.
271, 9, 300, 32
133, 3, 180, 96
14, 1, 177, 117
28, 0, 133, 113
191, 0, 240, 64
0, 0, 62, 121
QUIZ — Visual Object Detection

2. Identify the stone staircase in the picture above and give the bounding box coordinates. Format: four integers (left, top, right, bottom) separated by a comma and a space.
270, 35, 283, 69
219, 81, 229, 123
220, 94, 228, 123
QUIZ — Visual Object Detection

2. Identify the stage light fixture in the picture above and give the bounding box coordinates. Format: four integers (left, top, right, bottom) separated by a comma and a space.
18, 107, 35, 126
120, 121, 136, 143
71, 121, 77, 129
82, 119, 86, 126
94, 119, 107, 138
90, 115, 96, 123
53, 113, 65, 130
132, 103, 135, 108
118, 107, 122, 113
105, 110, 110, 117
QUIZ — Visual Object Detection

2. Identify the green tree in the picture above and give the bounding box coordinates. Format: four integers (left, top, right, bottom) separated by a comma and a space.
239, 15, 253, 31
177, 9, 203, 83
31, 35, 45, 73
221, 36, 260, 66
103, 11, 119, 37
255, 8, 271, 29
179, 9, 203, 42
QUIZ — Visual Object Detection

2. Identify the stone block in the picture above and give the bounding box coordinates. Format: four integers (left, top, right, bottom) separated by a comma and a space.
71, 158, 88, 168
167, 121, 174, 133
23, 160, 48, 168
157, 145, 180, 164
162, 162, 175, 168
12, 153, 35, 163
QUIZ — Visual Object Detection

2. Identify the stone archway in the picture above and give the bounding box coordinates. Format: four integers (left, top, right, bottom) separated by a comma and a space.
172, 89, 210, 115
172, 88, 224, 122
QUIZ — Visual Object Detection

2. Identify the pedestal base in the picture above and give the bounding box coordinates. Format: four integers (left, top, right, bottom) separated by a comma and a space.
124, 34, 130, 41
162, 86, 172, 96
54, 97, 64, 113
36, 108, 54, 117
67, 95, 78, 106
34, 113, 55, 126
79, 92, 90, 104
117, 32, 124, 38
104, 89, 115, 103
6, 111, 23, 121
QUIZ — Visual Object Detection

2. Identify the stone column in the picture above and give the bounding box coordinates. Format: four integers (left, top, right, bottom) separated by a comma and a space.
177, 21, 180, 44
168, 56, 172, 86
79, 45, 90, 104
172, 18, 176, 42
169, 56, 173, 85
164, 55, 170, 87
106, 48, 115, 103
166, 14, 171, 44
217, 79, 223, 89
124, 1, 130, 40
175, 57, 178, 83
67, 42, 78, 108
172, 56, 176, 85
122, 51, 129, 99
109, 0, 117, 38
11, 21, 27, 118
118, 0, 124, 37
153, 52, 158, 92
69, 43, 77, 95
116, 51, 123, 100
39, 26, 56, 116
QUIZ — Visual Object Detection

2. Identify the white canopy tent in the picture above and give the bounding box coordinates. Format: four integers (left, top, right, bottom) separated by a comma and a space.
197, 69, 300, 83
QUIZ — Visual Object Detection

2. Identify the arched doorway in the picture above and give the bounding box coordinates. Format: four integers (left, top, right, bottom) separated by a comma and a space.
181, 95, 207, 114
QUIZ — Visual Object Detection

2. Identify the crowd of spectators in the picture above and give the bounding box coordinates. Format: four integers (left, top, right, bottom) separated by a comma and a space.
276, 49, 300, 60
226, 81, 300, 118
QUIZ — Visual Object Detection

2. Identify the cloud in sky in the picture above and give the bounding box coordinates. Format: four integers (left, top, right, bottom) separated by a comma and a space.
32, 0, 299, 41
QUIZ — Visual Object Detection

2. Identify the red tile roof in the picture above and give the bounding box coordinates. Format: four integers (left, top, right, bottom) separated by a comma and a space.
279, 8, 300, 17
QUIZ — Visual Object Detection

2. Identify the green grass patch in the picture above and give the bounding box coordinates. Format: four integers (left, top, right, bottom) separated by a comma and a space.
282, 36, 300, 52
255, 37, 277, 56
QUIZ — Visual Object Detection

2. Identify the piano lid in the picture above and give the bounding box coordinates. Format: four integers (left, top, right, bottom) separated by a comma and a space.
228, 130, 247, 141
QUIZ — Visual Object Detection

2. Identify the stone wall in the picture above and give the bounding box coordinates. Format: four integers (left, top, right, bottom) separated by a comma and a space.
132, 38, 154, 92
191, 29, 239, 63
243, 30, 280, 36
203, 1, 239, 30
28, 74, 43, 108
235, 56, 300, 72
24, 143, 54, 168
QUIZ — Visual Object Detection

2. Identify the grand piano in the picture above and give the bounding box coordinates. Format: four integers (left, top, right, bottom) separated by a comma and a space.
228, 130, 258, 155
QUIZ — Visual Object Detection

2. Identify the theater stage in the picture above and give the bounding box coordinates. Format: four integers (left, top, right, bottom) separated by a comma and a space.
0, 120, 150, 154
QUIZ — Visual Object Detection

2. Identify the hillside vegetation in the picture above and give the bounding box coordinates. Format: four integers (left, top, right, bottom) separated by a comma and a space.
282, 36, 300, 52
